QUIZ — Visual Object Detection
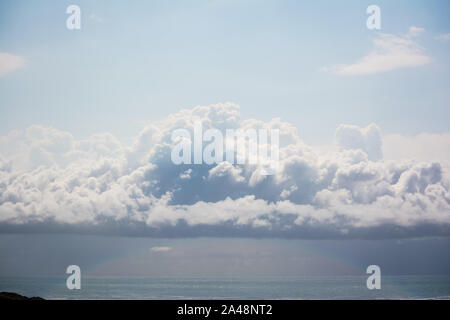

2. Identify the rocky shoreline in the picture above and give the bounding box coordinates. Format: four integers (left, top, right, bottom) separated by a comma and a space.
0, 292, 44, 300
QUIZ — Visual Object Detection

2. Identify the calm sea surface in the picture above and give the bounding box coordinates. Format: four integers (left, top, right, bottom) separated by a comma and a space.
1, 276, 450, 299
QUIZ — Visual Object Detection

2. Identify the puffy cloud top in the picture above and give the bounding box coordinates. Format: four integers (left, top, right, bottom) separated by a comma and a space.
0, 103, 449, 238
335, 123, 382, 161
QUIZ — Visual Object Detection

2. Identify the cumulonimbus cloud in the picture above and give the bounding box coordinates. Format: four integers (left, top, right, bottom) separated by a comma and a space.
324, 26, 431, 75
0, 103, 449, 239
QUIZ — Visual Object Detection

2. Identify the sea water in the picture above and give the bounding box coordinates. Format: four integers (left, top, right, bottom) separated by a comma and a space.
1, 275, 450, 300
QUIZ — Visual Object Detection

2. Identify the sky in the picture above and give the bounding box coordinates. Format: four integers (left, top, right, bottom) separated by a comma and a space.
1, 0, 450, 143
1, 0, 450, 277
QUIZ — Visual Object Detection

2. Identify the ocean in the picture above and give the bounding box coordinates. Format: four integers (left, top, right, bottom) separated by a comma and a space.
1, 275, 450, 299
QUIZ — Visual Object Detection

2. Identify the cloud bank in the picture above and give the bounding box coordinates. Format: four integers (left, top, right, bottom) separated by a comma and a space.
325, 27, 431, 75
0, 103, 449, 239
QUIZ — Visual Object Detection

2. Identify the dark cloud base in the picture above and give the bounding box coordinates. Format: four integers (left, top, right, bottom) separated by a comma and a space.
1, 219, 450, 240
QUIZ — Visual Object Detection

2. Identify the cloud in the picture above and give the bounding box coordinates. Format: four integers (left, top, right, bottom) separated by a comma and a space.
150, 246, 172, 252
0, 53, 25, 77
324, 27, 431, 75
335, 123, 382, 161
435, 33, 450, 42
383, 133, 450, 163
408, 26, 424, 37
0, 103, 449, 239
89, 13, 104, 23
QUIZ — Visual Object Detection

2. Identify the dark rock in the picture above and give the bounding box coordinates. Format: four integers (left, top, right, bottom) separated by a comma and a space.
0, 292, 44, 300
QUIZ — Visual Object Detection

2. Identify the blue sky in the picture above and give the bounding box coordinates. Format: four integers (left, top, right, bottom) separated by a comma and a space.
1, 1, 450, 280
1, 0, 450, 144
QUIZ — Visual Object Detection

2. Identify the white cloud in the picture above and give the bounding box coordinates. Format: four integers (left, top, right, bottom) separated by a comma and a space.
0, 103, 449, 239
408, 26, 425, 37
208, 161, 245, 183
324, 27, 431, 75
435, 33, 450, 42
383, 133, 450, 163
335, 123, 382, 161
150, 246, 172, 252
0, 53, 25, 77
179, 169, 192, 180
89, 13, 104, 23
